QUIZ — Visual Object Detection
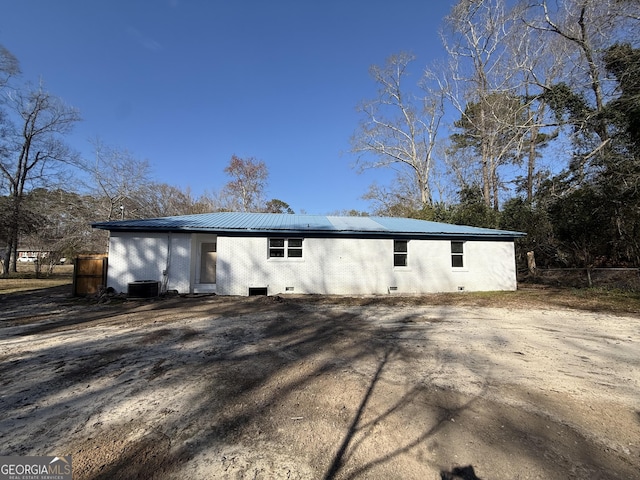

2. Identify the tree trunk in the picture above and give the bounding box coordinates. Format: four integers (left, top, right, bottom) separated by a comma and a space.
491, 158, 499, 211
527, 251, 537, 277
480, 107, 492, 207
11, 240, 18, 273
2, 241, 12, 277
527, 124, 538, 204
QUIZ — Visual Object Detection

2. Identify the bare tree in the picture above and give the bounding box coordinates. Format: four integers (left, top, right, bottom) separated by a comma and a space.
351, 52, 445, 208
89, 139, 155, 221
144, 184, 212, 217
0, 84, 80, 275
221, 155, 269, 212
89, 139, 215, 220
20, 188, 106, 275
0, 45, 19, 92
195, 189, 227, 212
521, 0, 640, 154
362, 178, 424, 217
500, 3, 566, 203
442, 0, 531, 209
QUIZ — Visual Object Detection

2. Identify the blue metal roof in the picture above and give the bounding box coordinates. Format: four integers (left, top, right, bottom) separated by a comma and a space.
92, 212, 525, 238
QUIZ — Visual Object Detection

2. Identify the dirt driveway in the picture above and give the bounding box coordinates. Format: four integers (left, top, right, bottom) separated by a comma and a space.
1, 287, 639, 480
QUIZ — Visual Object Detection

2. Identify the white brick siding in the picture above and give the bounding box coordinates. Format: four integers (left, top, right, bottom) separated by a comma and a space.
107, 232, 191, 294
215, 236, 516, 295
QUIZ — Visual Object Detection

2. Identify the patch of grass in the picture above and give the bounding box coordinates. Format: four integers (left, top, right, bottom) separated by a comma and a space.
562, 287, 640, 314
2, 268, 639, 317
0, 264, 73, 294
425, 287, 640, 316
300, 286, 640, 317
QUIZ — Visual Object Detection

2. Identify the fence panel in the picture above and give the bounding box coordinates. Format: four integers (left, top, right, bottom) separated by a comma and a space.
529, 268, 640, 289
73, 255, 108, 296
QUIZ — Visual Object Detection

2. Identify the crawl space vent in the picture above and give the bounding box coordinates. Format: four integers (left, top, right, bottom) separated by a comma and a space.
248, 287, 268, 296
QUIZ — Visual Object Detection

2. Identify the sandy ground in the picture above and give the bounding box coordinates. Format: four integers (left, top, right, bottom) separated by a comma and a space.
1, 287, 639, 480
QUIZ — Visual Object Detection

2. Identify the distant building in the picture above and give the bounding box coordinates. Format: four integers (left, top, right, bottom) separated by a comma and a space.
92, 212, 525, 296
16, 248, 47, 263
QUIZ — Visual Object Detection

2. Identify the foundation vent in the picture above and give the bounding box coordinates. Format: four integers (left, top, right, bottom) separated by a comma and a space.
128, 280, 160, 298
248, 287, 268, 296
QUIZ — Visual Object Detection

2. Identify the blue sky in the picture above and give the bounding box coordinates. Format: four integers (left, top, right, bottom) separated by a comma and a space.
1, 0, 456, 214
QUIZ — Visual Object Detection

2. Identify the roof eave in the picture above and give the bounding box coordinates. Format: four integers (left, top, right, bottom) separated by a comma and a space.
92, 223, 525, 239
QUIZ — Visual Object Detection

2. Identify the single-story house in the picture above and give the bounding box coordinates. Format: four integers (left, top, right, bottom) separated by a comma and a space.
92, 212, 525, 296
16, 248, 49, 262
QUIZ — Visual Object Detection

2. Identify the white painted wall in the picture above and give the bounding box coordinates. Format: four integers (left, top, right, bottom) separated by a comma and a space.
107, 232, 191, 294
216, 236, 517, 295
106, 233, 517, 295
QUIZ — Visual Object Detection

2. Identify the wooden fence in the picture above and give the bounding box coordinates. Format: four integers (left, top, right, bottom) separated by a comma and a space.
73, 254, 108, 296
522, 267, 640, 289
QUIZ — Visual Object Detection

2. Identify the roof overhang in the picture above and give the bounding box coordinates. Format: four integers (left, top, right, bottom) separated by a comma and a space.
92, 213, 525, 241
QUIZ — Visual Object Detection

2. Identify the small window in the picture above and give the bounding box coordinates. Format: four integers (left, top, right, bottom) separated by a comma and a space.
269, 238, 303, 258
451, 241, 464, 268
394, 239, 408, 267
288, 238, 303, 257
269, 238, 285, 257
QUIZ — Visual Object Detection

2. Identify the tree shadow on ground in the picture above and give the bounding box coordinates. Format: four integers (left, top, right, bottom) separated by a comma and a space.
2, 292, 638, 479
71, 296, 475, 478
324, 347, 394, 480
323, 343, 484, 480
